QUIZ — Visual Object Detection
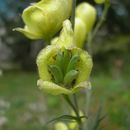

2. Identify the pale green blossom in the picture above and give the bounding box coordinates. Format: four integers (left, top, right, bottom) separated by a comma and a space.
14, 0, 72, 40
37, 20, 92, 95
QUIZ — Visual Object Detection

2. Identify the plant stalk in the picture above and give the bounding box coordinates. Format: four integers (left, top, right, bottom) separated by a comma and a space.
71, 0, 76, 30
70, 0, 83, 129
63, 95, 83, 130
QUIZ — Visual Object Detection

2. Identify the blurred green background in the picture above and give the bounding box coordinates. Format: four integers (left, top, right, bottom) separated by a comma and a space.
0, 0, 130, 130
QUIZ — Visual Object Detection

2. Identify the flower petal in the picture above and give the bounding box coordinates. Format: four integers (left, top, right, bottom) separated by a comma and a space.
55, 20, 75, 49
37, 80, 72, 95
37, 45, 59, 81
70, 47, 93, 84
72, 81, 91, 94
76, 50, 93, 84
13, 26, 43, 39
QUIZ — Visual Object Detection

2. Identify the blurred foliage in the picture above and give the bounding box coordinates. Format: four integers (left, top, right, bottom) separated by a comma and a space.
0, 71, 130, 130
0, 0, 42, 70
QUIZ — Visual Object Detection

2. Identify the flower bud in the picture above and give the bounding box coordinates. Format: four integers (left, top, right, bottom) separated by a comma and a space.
76, 2, 96, 32
55, 122, 68, 130
14, 0, 72, 40
74, 18, 87, 48
95, 0, 105, 4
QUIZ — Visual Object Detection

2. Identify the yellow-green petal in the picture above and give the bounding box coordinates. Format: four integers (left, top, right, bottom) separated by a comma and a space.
37, 80, 91, 96
72, 81, 91, 94
13, 26, 43, 39
69, 47, 93, 84
37, 80, 72, 95
76, 50, 93, 84
37, 45, 59, 81
56, 20, 75, 49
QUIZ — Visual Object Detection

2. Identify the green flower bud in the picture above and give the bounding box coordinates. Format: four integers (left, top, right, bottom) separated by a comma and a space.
74, 18, 87, 48
76, 2, 96, 32
55, 122, 68, 130
13, 0, 72, 40
95, 0, 105, 4
37, 20, 92, 95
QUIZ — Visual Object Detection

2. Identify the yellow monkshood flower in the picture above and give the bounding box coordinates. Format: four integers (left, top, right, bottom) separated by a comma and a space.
76, 2, 96, 33
13, 0, 72, 40
95, 0, 105, 4
37, 20, 92, 95
55, 122, 68, 130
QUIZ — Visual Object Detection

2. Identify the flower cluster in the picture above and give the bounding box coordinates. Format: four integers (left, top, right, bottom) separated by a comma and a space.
14, 0, 110, 129
14, 0, 96, 95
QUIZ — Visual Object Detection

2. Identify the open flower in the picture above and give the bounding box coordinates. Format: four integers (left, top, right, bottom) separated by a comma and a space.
13, 0, 72, 40
37, 20, 92, 95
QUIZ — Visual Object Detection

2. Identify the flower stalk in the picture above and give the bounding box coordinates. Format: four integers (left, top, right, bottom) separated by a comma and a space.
63, 95, 83, 130
67, 0, 83, 130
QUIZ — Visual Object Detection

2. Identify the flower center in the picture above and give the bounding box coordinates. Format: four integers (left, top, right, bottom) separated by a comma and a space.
48, 49, 80, 88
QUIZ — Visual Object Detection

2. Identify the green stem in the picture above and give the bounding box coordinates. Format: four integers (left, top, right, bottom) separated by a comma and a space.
73, 94, 78, 110
70, 0, 83, 129
85, 88, 92, 130
70, 0, 76, 30
67, 0, 84, 129
87, 0, 110, 55
73, 94, 83, 130
63, 95, 78, 116
63, 95, 83, 130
